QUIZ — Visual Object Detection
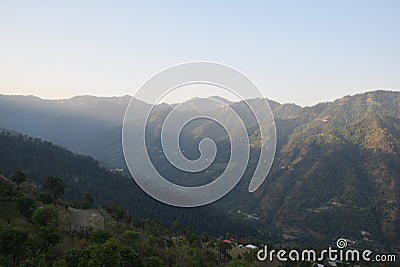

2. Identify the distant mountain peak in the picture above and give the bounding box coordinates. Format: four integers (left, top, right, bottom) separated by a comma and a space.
207, 95, 233, 104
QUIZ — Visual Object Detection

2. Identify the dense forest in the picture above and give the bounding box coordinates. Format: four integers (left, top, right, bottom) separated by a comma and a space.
0, 173, 254, 267
0, 130, 258, 238
1, 172, 396, 267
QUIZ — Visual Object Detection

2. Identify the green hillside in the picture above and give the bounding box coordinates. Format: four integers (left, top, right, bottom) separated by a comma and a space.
1, 90, 400, 254
0, 175, 260, 267
0, 130, 257, 239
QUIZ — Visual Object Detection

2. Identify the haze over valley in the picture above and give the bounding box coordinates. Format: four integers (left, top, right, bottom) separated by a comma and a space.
1, 90, 399, 253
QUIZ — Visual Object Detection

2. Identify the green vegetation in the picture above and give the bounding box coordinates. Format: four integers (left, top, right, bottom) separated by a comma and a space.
44, 176, 65, 200
0, 174, 271, 267
11, 171, 26, 190
1, 90, 400, 261
0, 130, 257, 239
2, 172, 393, 266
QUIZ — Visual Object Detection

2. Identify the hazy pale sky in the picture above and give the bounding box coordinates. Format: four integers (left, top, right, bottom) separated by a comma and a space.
0, 0, 399, 106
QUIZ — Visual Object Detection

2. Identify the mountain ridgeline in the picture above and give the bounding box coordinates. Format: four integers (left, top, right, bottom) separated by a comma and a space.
0, 90, 399, 250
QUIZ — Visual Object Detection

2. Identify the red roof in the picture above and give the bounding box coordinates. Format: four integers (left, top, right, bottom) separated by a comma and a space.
223, 239, 232, 243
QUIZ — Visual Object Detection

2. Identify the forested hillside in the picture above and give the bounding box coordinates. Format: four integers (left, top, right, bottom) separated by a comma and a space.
254, 114, 400, 248
226, 92, 400, 249
0, 175, 266, 267
1, 90, 400, 252
0, 130, 257, 239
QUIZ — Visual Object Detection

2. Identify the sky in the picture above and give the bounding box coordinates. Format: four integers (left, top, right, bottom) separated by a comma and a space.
0, 0, 399, 106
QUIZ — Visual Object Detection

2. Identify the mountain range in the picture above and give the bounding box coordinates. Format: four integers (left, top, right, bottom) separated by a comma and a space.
0, 90, 399, 252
